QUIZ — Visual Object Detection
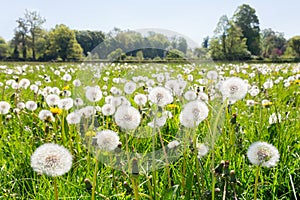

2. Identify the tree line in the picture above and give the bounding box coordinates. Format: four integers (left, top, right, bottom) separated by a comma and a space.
1, 5, 300, 62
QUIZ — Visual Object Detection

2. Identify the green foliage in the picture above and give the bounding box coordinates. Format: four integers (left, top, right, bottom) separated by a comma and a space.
0, 62, 299, 200
166, 49, 185, 60
233, 4, 261, 56
13, 10, 46, 60
261, 28, 287, 58
210, 18, 250, 60
107, 48, 123, 61
75, 30, 105, 56
46, 24, 83, 61
286, 36, 300, 57
0, 37, 9, 59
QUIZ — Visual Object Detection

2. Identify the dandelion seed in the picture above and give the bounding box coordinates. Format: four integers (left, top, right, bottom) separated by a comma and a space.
25, 101, 37, 111
207, 70, 218, 80
46, 94, 60, 107
184, 90, 197, 101
31, 143, 73, 177
124, 81, 136, 94
134, 94, 147, 106
94, 130, 120, 152
101, 104, 116, 116
18, 78, 30, 89
148, 87, 173, 107
66, 112, 81, 124
0, 101, 10, 114
38, 110, 55, 122
247, 141, 280, 167
74, 98, 84, 106
197, 143, 209, 158
57, 98, 73, 110
85, 86, 102, 102
179, 100, 209, 128
147, 115, 167, 128
114, 105, 141, 130
167, 140, 180, 149
73, 79, 81, 87
220, 77, 248, 101
62, 74, 72, 81
269, 113, 282, 125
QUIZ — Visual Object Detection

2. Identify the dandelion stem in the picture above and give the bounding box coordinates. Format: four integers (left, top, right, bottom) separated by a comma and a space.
92, 157, 99, 200
211, 100, 227, 200
132, 176, 139, 200
53, 177, 58, 200
254, 165, 260, 200
157, 128, 171, 188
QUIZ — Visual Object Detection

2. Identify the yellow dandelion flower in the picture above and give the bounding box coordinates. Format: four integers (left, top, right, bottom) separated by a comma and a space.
62, 85, 70, 90
167, 104, 179, 109
85, 131, 96, 137
262, 102, 273, 107
50, 107, 63, 115
294, 80, 300, 85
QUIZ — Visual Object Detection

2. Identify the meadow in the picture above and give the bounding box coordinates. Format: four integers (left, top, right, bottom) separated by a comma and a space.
0, 62, 299, 200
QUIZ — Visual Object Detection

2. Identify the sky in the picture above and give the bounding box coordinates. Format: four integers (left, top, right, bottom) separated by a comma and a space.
1, 0, 300, 47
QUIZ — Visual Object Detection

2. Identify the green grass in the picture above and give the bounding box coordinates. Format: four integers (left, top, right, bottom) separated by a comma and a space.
0, 62, 299, 199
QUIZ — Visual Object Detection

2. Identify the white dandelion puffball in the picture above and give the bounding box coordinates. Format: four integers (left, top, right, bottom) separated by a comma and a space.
102, 104, 116, 116
0, 101, 10, 114
134, 94, 148, 106
31, 143, 73, 177
220, 77, 248, 101
147, 115, 167, 128
114, 105, 141, 130
85, 86, 102, 102
167, 140, 180, 149
26, 101, 38, 111
269, 113, 282, 125
179, 100, 209, 128
38, 110, 55, 122
197, 143, 209, 158
95, 130, 120, 152
207, 70, 218, 80
184, 90, 197, 101
46, 94, 60, 107
148, 86, 173, 107
66, 112, 81, 124
62, 74, 72, 81
124, 81, 137, 94
247, 141, 280, 167
58, 98, 73, 110
19, 78, 30, 89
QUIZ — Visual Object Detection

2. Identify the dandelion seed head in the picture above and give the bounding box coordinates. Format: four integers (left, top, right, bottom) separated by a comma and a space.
115, 106, 141, 130
95, 130, 120, 152
247, 141, 280, 167
31, 143, 73, 177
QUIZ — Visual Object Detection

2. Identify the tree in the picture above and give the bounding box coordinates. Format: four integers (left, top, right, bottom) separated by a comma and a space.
210, 20, 250, 60
75, 30, 105, 56
225, 22, 250, 60
202, 36, 209, 48
214, 15, 230, 56
13, 10, 46, 60
46, 24, 83, 61
261, 29, 286, 58
24, 10, 46, 60
14, 17, 29, 59
286, 36, 300, 57
166, 49, 185, 60
233, 4, 261, 56
0, 37, 9, 59
171, 36, 188, 54
107, 48, 123, 61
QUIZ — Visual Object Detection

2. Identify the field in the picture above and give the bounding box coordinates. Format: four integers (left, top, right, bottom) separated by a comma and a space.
0, 62, 299, 200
